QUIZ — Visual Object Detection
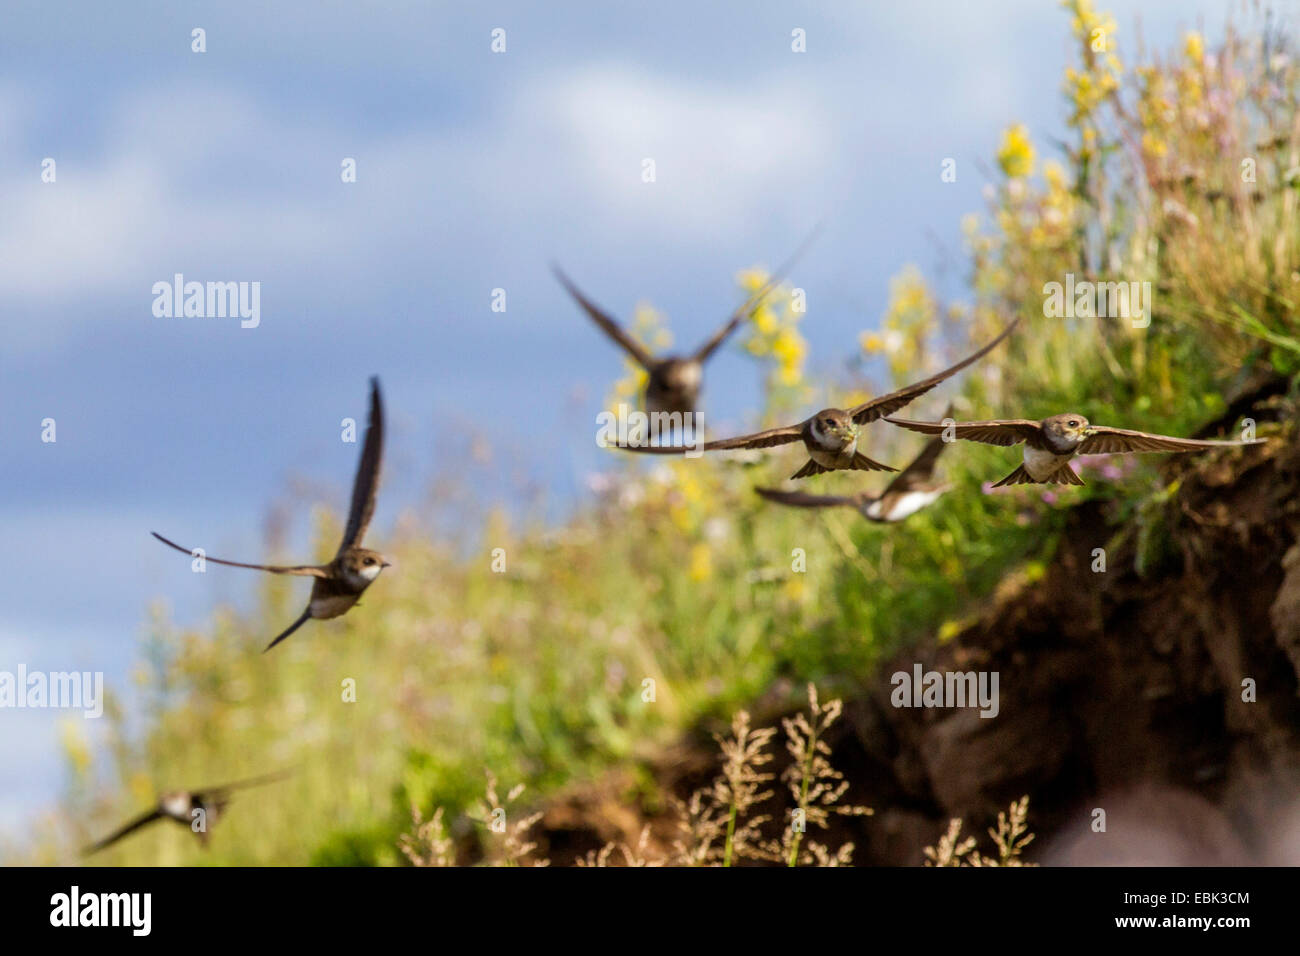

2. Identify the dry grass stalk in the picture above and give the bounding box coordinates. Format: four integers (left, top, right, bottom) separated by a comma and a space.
398, 803, 455, 867
923, 796, 1037, 867
471, 769, 547, 867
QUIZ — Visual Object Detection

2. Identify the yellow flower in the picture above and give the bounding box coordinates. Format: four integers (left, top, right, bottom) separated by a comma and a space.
688, 543, 712, 581
751, 303, 778, 335
1184, 31, 1204, 63
736, 267, 770, 294
59, 718, 92, 779
772, 327, 805, 365
675, 464, 704, 506
1141, 132, 1168, 158
997, 123, 1036, 178
860, 331, 885, 354
1044, 160, 1067, 191
937, 619, 964, 643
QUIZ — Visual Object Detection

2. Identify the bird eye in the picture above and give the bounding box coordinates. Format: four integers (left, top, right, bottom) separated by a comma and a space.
1068, 420, 1079, 427
364, 557, 375, 566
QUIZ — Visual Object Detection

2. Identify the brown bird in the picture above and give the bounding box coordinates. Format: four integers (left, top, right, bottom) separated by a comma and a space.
554, 230, 820, 420
885, 412, 1265, 487
755, 407, 953, 521
83, 770, 290, 855
612, 320, 1018, 479
152, 377, 390, 652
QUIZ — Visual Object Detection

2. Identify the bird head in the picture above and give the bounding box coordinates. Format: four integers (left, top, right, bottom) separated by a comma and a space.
812, 409, 858, 448
1042, 413, 1093, 449
160, 791, 195, 820
660, 358, 703, 392
341, 548, 392, 586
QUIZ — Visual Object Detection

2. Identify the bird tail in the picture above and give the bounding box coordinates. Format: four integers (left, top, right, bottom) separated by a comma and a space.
790, 459, 831, 480
992, 464, 1037, 487
263, 609, 312, 653
992, 463, 1085, 487
850, 451, 897, 473
1052, 463, 1086, 486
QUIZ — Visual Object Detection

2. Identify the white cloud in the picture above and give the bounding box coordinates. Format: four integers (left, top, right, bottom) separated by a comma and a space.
534, 65, 834, 235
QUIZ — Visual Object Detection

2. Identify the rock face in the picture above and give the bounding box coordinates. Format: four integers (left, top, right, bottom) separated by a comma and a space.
536, 387, 1300, 865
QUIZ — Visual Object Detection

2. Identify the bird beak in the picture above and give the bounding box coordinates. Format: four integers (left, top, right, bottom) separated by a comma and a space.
381, 560, 393, 569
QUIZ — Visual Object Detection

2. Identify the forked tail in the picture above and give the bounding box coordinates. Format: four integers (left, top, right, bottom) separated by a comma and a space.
263, 609, 312, 653
850, 451, 897, 473
992, 462, 1084, 487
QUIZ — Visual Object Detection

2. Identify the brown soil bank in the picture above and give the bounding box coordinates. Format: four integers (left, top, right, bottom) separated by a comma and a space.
537, 377, 1300, 865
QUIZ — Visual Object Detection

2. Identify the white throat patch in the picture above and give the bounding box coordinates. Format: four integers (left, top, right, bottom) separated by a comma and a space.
344, 563, 383, 588
161, 793, 191, 818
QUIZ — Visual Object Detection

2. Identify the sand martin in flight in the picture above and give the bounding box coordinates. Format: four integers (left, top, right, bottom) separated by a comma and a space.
885, 412, 1265, 487
153, 377, 390, 652
611, 321, 1019, 479
83, 770, 290, 855
755, 407, 953, 521
553, 230, 820, 419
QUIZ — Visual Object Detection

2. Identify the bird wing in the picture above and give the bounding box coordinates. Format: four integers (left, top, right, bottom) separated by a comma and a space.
615, 423, 804, 454
152, 532, 327, 577
338, 377, 385, 554
882, 405, 953, 494
691, 225, 823, 363
754, 487, 862, 510
848, 319, 1020, 424
1078, 427, 1265, 455
195, 768, 294, 801
552, 266, 656, 369
886, 417, 1044, 448
83, 808, 165, 855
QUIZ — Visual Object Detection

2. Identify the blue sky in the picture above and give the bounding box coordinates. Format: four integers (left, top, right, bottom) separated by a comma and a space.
0, 0, 1256, 835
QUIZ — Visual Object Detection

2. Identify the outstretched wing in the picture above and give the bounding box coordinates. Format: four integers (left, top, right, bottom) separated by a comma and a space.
338, 377, 385, 553
848, 319, 1020, 424
152, 532, 327, 577
552, 266, 656, 369
691, 225, 823, 363
754, 487, 862, 510
1079, 427, 1265, 455
886, 417, 1045, 448
195, 768, 294, 801
883, 405, 953, 494
83, 809, 164, 855
614, 423, 804, 454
